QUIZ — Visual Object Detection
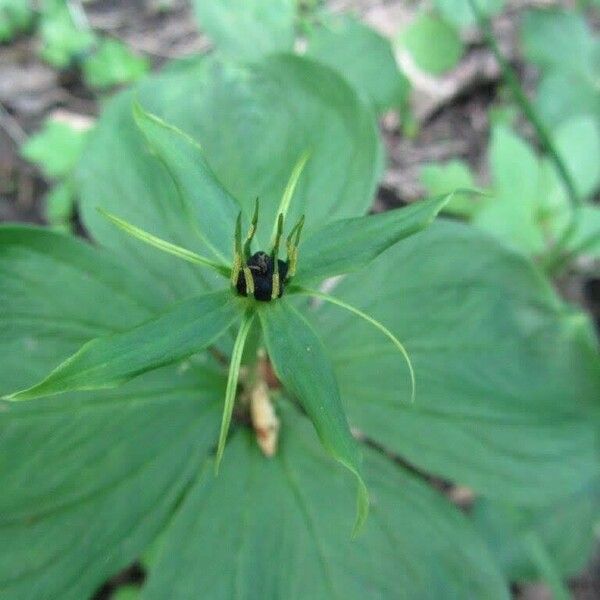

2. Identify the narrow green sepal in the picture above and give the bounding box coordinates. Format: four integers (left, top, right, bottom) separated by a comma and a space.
98, 208, 231, 277
215, 312, 255, 473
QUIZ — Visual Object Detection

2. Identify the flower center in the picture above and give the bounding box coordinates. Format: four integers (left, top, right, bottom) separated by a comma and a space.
236, 251, 289, 301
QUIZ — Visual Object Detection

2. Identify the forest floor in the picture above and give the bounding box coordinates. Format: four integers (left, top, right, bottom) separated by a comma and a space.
0, 1, 598, 598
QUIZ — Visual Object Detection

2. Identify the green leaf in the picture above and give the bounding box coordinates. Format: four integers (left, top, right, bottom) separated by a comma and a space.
0, 367, 223, 599
473, 479, 600, 582
420, 160, 484, 218
0, 226, 224, 597
521, 9, 600, 128
553, 116, 600, 200
6, 290, 240, 400
83, 38, 149, 89
0, 0, 33, 42
434, 0, 504, 28
44, 180, 75, 227
521, 9, 596, 78
313, 221, 600, 506
306, 14, 409, 113
132, 102, 239, 264
78, 55, 380, 292
0, 225, 162, 397
39, 0, 95, 68
192, 0, 296, 61
400, 14, 464, 75
258, 299, 368, 533
21, 118, 90, 179
474, 125, 545, 254
293, 194, 451, 285
142, 405, 509, 599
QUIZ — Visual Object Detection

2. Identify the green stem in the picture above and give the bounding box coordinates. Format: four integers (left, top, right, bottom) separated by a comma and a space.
467, 0, 581, 267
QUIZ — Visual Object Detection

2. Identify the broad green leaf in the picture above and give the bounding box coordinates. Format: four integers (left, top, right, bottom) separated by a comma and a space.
570, 206, 600, 257
313, 221, 600, 505
521, 9, 596, 78
399, 14, 464, 75
293, 194, 451, 285
0, 367, 223, 600
534, 70, 600, 128
473, 479, 600, 582
434, 0, 504, 28
132, 102, 239, 263
0, 225, 161, 397
143, 405, 509, 599
420, 160, 484, 217
258, 299, 368, 532
521, 9, 600, 128
21, 119, 90, 179
192, 0, 295, 61
306, 14, 409, 113
553, 116, 600, 200
78, 55, 380, 290
474, 125, 545, 254
83, 38, 149, 89
7, 290, 240, 400
0, 226, 225, 597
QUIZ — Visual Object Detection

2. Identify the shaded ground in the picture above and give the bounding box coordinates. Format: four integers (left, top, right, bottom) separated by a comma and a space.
1, 1, 598, 598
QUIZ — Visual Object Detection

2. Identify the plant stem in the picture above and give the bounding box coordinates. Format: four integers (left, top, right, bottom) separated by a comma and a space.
467, 0, 581, 269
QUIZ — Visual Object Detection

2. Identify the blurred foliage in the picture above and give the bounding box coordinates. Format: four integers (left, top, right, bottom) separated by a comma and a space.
399, 12, 464, 75
0, 0, 33, 42
21, 118, 92, 230
306, 13, 409, 112
82, 38, 149, 89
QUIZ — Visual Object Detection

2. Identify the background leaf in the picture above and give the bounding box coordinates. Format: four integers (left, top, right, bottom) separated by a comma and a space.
474, 125, 545, 254
83, 38, 149, 89
192, 0, 296, 61
420, 160, 484, 218
142, 405, 509, 599
305, 14, 409, 113
312, 221, 600, 506
21, 119, 90, 179
434, 0, 505, 28
399, 14, 464, 75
